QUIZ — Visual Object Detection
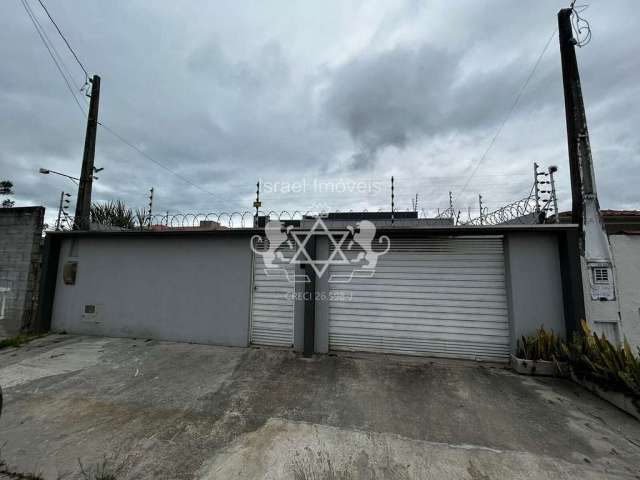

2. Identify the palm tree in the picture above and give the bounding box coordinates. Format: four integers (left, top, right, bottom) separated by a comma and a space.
90, 201, 135, 229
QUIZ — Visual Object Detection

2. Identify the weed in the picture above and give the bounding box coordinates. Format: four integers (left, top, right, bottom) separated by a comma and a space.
78, 455, 125, 480
0, 334, 46, 350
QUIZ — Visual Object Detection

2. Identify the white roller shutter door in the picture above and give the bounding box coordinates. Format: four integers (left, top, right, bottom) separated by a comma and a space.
328, 236, 510, 361
250, 243, 295, 347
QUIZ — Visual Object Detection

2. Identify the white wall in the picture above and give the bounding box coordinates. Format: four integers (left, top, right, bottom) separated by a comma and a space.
611, 234, 640, 349
51, 234, 254, 346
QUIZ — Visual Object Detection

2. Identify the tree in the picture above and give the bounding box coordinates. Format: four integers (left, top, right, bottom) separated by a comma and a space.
90, 200, 136, 229
0, 180, 13, 195
89, 201, 150, 230
1, 180, 14, 207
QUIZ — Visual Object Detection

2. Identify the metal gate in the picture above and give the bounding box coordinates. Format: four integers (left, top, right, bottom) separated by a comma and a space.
250, 242, 296, 347
328, 236, 509, 361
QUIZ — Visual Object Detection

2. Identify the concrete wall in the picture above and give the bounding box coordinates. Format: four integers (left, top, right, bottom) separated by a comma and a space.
611, 234, 640, 349
0, 207, 44, 337
505, 232, 565, 347
51, 234, 253, 346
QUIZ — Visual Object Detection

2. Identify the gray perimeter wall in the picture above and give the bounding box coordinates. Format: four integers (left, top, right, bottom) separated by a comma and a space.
0, 207, 44, 337
505, 232, 565, 348
51, 235, 253, 347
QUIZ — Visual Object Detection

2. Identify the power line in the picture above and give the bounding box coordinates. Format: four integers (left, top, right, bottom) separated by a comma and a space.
19, 0, 223, 202
21, 0, 85, 96
97, 122, 221, 198
34, 0, 89, 80
18, 0, 87, 116
458, 28, 558, 195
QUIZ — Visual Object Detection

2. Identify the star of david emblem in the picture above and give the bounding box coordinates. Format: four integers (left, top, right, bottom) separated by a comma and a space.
290, 217, 351, 278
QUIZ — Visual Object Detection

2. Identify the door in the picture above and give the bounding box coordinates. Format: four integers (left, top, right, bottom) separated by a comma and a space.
328, 236, 509, 361
250, 242, 296, 347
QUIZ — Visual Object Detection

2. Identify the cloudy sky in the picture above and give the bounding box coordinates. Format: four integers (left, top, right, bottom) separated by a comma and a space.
1, 0, 638, 226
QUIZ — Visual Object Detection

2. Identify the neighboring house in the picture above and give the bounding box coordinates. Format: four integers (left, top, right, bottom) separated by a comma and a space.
558, 210, 640, 234
39, 213, 581, 363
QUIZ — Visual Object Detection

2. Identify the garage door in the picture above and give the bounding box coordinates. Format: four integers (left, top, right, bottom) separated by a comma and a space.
250, 242, 295, 347
328, 236, 509, 361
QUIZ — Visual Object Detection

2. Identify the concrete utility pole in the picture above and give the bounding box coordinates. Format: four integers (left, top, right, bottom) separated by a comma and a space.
74, 75, 101, 229
558, 9, 589, 229
558, 8, 620, 340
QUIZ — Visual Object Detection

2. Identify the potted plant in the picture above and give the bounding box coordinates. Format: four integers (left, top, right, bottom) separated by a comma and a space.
562, 320, 640, 420
511, 326, 568, 376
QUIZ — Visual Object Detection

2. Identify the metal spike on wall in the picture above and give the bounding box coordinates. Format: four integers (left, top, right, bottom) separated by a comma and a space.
391, 176, 395, 224
148, 187, 154, 228
253, 181, 262, 227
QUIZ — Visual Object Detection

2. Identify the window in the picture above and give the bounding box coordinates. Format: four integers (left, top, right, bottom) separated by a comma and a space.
593, 267, 609, 284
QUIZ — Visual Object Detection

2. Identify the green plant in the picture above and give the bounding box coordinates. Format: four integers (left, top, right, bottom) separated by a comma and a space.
90, 201, 135, 229
0, 449, 44, 479
562, 320, 640, 399
515, 326, 564, 361
0, 333, 45, 350
78, 455, 125, 480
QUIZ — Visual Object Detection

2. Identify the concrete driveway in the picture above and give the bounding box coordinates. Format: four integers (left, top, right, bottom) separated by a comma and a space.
0, 335, 639, 479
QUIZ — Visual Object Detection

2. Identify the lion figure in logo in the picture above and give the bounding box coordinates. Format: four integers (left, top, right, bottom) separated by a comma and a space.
352, 220, 390, 269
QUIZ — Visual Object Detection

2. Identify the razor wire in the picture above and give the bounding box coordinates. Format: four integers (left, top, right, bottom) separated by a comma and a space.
52, 192, 554, 231
459, 196, 540, 226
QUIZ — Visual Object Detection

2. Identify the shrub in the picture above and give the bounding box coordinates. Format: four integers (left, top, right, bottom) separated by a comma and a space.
515, 326, 564, 362
562, 320, 640, 399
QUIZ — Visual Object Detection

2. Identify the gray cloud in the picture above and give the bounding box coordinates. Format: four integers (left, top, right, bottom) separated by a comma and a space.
1, 0, 638, 224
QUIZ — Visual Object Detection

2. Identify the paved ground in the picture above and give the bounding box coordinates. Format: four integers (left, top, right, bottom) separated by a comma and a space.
0, 335, 639, 479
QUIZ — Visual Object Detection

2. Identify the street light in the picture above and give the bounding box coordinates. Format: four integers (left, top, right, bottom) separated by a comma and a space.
39, 168, 80, 184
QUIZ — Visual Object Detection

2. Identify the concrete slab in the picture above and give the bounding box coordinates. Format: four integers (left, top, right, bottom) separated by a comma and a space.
0, 335, 639, 479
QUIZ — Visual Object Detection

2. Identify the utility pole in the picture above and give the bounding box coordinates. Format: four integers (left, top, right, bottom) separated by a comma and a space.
558, 7, 619, 338
74, 74, 101, 229
558, 9, 589, 229
478, 194, 484, 225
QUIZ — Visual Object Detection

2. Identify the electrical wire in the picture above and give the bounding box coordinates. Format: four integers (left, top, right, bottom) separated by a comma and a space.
21, 0, 85, 96
97, 122, 221, 198
34, 0, 89, 81
19, 0, 224, 202
458, 28, 558, 196
18, 0, 87, 116
570, 3, 592, 47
